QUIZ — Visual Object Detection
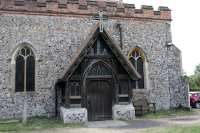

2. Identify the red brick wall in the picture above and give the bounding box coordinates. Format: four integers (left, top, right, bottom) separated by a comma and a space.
0, 0, 171, 21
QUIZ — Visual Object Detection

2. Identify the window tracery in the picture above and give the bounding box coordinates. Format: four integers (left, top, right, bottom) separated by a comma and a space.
88, 65, 110, 76
15, 47, 35, 92
129, 50, 144, 89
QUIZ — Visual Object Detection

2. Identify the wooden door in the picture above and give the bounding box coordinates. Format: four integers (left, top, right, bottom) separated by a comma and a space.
87, 80, 112, 121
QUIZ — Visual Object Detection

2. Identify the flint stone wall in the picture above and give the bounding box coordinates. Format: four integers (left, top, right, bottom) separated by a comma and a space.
0, 13, 189, 119
0, 14, 96, 119
104, 20, 171, 109
168, 45, 190, 108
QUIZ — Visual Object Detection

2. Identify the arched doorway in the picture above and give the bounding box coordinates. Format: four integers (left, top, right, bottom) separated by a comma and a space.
86, 63, 114, 121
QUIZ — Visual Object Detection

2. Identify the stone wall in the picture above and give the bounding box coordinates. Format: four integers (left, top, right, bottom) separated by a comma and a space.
0, 11, 188, 119
0, 13, 97, 119
168, 45, 190, 108
104, 20, 171, 110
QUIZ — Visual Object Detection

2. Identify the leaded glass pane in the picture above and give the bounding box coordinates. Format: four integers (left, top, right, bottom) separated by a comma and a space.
123, 82, 128, 94
119, 82, 122, 94
136, 51, 139, 57
90, 47, 94, 55
21, 48, 25, 56
132, 81, 136, 89
75, 83, 80, 96
26, 48, 30, 56
71, 83, 75, 96
88, 66, 111, 76
106, 70, 110, 75
102, 68, 106, 75
15, 56, 24, 92
103, 48, 107, 55
137, 57, 144, 88
26, 56, 35, 91
97, 66, 101, 75
92, 68, 96, 75
132, 51, 135, 57
97, 40, 101, 55
129, 58, 135, 67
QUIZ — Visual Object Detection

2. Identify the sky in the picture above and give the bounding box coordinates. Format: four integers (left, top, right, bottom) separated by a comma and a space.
123, 0, 200, 76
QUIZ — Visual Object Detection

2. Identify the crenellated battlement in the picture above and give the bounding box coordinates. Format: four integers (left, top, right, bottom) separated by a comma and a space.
0, 0, 171, 21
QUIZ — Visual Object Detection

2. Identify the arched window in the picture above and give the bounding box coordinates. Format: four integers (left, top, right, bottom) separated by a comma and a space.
128, 49, 145, 89
11, 43, 38, 93
88, 65, 110, 76
15, 47, 35, 92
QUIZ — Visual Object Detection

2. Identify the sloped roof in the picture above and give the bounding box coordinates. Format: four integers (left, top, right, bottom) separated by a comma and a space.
58, 22, 141, 81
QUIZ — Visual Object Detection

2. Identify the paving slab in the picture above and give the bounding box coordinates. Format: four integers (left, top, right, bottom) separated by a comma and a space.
84, 120, 129, 128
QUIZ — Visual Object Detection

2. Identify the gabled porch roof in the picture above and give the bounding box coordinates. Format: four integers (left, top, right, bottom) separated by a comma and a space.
58, 22, 141, 81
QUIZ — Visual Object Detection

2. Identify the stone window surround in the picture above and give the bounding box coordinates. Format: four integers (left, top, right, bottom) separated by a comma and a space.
11, 43, 39, 95
127, 46, 149, 92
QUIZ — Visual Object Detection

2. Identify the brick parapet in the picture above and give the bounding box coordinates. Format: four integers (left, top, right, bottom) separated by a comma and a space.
0, 0, 171, 21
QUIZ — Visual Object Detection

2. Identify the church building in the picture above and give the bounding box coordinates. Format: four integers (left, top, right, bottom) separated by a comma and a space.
0, 0, 189, 122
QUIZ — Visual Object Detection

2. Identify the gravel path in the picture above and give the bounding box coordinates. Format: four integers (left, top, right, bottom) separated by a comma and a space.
12, 109, 200, 133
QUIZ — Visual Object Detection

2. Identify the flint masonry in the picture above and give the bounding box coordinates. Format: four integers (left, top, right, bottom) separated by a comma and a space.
0, 0, 189, 123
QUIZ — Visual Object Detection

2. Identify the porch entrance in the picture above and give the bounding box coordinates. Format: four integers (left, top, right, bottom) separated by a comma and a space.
87, 80, 112, 121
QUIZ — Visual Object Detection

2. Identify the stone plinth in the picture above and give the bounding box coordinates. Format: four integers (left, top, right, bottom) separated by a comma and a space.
60, 106, 87, 123
113, 104, 135, 120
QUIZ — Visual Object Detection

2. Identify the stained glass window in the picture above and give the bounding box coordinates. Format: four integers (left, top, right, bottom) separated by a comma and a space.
15, 56, 25, 92
129, 50, 144, 89
26, 56, 35, 91
15, 47, 35, 92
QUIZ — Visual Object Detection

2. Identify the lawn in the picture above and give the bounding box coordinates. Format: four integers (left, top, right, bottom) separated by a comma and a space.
136, 108, 197, 119
0, 109, 198, 132
144, 124, 200, 133
0, 116, 82, 132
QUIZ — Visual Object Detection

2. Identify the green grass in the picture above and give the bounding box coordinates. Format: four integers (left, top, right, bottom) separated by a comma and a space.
0, 118, 21, 122
118, 118, 128, 121
0, 116, 83, 132
136, 109, 197, 119
189, 87, 200, 91
145, 124, 200, 133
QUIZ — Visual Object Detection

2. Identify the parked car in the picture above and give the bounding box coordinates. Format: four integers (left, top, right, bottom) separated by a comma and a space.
190, 92, 200, 108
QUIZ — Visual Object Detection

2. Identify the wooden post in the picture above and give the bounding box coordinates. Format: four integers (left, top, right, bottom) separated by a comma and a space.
114, 84, 119, 104
22, 92, 27, 125
128, 78, 133, 104
65, 81, 70, 109
22, 57, 27, 125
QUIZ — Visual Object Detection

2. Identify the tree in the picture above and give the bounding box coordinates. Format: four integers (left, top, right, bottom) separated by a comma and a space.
194, 63, 200, 74
194, 72, 200, 88
183, 70, 189, 81
189, 74, 196, 89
